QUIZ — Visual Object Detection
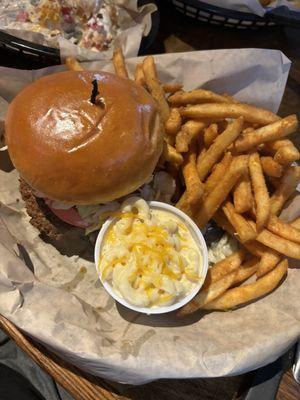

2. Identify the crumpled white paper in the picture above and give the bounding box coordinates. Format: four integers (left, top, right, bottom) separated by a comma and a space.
201, 0, 300, 16
0, 0, 156, 61
0, 49, 299, 385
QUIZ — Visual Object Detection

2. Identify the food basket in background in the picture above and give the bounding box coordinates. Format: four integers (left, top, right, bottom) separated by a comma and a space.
0, 0, 159, 69
168, 0, 300, 29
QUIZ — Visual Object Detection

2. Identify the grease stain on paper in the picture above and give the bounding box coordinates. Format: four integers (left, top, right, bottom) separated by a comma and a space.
120, 329, 156, 360
60, 266, 87, 291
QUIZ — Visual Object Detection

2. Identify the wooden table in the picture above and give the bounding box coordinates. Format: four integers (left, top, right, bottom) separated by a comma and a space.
1, 2, 300, 399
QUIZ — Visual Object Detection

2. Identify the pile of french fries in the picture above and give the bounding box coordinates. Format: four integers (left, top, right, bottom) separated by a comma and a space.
260, 0, 272, 5
66, 49, 300, 314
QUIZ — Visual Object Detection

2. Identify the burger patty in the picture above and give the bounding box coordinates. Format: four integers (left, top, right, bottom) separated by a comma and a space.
19, 178, 69, 240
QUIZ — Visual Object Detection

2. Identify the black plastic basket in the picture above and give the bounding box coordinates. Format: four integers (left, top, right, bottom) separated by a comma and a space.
168, 0, 300, 29
0, 0, 159, 69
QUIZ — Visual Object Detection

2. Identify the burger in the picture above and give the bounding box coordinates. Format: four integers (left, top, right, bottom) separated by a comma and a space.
5, 70, 174, 239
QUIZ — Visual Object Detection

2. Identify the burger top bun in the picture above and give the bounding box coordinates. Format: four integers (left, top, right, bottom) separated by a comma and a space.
5, 70, 163, 204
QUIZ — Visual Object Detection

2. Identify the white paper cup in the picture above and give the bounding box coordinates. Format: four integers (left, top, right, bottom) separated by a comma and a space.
94, 201, 208, 315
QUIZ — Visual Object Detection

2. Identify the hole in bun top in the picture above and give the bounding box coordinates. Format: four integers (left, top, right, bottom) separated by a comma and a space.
5, 71, 163, 205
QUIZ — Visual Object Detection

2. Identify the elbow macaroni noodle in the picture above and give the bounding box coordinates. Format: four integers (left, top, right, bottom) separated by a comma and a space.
98, 197, 203, 308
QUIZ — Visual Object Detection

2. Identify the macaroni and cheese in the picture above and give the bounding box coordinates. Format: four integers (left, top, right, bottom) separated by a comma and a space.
97, 198, 203, 308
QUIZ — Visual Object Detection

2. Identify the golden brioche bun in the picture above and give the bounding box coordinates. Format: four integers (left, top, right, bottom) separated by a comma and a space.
6, 70, 162, 204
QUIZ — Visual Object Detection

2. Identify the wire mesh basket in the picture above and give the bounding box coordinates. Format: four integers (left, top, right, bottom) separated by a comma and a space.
168, 0, 300, 29
0, 0, 159, 69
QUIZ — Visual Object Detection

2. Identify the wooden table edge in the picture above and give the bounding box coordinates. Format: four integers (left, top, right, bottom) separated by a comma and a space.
0, 314, 120, 400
